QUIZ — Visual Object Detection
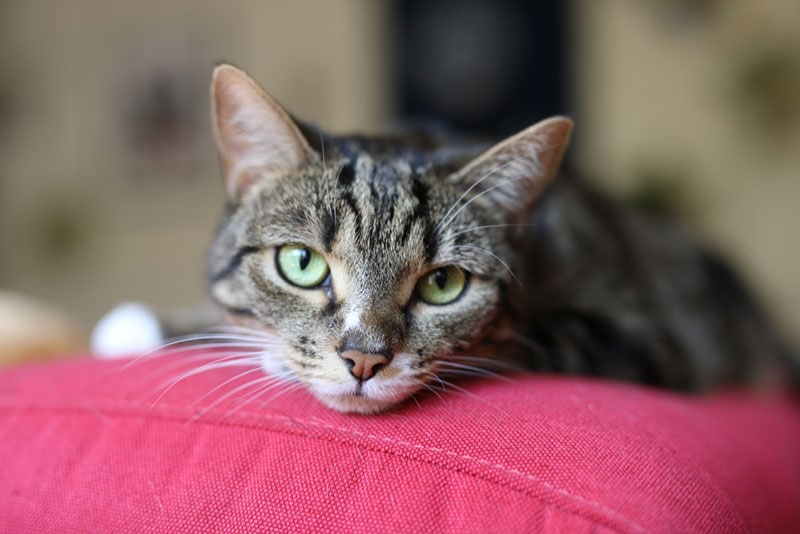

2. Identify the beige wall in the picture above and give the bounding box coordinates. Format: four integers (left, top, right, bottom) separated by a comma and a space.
1, 0, 798, 340
0, 1, 391, 329
573, 0, 800, 334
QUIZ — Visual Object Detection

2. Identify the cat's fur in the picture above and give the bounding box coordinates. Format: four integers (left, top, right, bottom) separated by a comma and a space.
206, 64, 792, 413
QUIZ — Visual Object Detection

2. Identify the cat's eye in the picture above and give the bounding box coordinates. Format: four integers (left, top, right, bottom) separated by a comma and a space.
416, 266, 468, 305
276, 244, 330, 288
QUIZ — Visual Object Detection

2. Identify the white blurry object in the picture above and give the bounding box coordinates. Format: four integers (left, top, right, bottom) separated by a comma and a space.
91, 302, 164, 359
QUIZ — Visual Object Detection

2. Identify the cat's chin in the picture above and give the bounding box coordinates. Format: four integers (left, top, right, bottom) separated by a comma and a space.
312, 388, 422, 414
313, 389, 413, 414
303, 375, 422, 414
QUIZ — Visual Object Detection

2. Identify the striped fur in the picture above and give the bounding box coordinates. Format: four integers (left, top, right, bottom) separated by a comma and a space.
207, 65, 792, 413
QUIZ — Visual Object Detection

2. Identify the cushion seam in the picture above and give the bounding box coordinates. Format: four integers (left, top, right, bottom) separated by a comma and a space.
0, 402, 644, 533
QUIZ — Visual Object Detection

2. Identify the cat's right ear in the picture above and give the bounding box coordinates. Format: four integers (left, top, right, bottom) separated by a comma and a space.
211, 64, 317, 202
450, 116, 573, 221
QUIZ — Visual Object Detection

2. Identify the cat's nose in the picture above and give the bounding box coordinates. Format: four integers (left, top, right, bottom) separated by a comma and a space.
340, 350, 391, 381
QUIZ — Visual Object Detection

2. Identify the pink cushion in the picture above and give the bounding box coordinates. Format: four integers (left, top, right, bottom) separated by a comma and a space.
1, 353, 798, 533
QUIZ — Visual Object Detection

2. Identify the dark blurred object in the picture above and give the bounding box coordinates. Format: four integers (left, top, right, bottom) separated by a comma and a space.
123, 58, 206, 181
729, 44, 800, 136
639, 0, 722, 29
29, 189, 96, 267
127, 75, 196, 175
626, 160, 697, 222
394, 0, 568, 138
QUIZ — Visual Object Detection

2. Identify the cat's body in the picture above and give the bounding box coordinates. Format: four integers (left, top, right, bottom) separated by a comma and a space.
514, 172, 783, 391
195, 65, 794, 413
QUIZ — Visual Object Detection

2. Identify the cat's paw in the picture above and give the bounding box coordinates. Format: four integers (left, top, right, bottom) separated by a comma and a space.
91, 302, 164, 358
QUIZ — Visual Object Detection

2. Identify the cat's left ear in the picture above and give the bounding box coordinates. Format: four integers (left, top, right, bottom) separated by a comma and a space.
451, 116, 573, 219
211, 64, 318, 202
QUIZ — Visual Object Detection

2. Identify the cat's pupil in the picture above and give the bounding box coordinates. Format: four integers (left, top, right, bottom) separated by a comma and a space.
434, 269, 448, 290
298, 248, 311, 270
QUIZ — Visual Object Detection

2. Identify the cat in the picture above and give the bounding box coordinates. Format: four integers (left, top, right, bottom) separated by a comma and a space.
169, 63, 796, 414
92, 64, 793, 413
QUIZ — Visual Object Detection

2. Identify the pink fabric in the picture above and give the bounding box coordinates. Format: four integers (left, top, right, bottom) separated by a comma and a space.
0, 353, 798, 533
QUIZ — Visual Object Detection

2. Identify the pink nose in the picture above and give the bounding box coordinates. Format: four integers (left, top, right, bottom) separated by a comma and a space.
340, 350, 390, 381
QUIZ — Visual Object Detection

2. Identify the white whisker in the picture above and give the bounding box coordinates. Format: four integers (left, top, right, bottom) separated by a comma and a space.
192, 374, 301, 423
436, 142, 561, 235
455, 244, 522, 287
416, 380, 447, 404
449, 223, 529, 239
407, 391, 424, 409
148, 351, 264, 410
418, 370, 511, 417
187, 374, 277, 422
190, 366, 270, 407
435, 156, 523, 235
438, 175, 523, 235
134, 348, 263, 387
319, 130, 327, 174
220, 377, 304, 421
156, 341, 274, 354
421, 372, 477, 398
203, 324, 281, 340
448, 355, 528, 374
113, 331, 278, 375
319, 130, 339, 232
437, 361, 514, 381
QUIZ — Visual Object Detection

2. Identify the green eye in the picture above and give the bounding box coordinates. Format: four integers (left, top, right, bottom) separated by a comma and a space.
416, 266, 468, 305
276, 245, 330, 288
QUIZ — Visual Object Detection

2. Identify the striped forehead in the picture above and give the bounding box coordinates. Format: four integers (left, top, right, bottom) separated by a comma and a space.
322, 155, 437, 262
347, 154, 416, 188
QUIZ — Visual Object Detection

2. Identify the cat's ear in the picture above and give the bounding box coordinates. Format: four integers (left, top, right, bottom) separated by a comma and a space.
211, 64, 317, 202
451, 116, 573, 219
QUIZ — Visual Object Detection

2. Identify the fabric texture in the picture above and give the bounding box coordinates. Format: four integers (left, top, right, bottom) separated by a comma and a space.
0, 352, 798, 533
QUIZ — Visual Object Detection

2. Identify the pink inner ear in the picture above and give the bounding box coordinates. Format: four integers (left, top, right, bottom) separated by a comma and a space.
211, 65, 316, 201
448, 117, 573, 220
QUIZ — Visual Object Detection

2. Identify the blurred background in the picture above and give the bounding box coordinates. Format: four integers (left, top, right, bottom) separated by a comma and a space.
0, 0, 798, 345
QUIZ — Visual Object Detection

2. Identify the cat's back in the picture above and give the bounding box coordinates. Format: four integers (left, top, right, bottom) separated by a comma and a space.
522, 172, 791, 389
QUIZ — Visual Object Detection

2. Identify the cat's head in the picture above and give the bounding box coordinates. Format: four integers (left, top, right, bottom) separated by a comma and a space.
207, 64, 572, 413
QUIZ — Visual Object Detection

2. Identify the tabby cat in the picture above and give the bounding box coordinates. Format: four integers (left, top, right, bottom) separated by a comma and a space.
203, 64, 791, 414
